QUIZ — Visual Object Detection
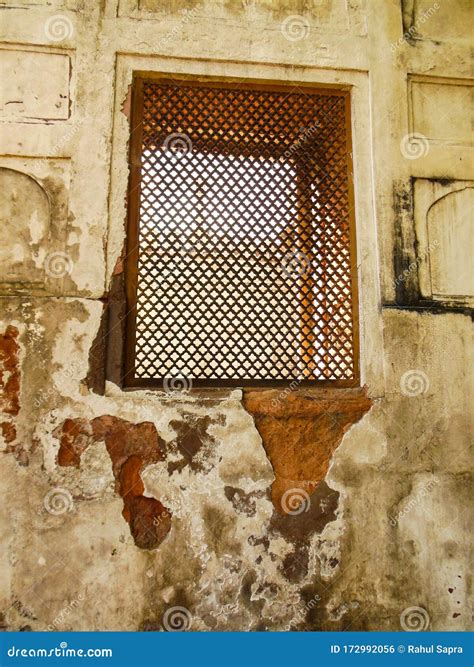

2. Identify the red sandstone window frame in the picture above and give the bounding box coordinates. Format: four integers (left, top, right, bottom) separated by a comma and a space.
117, 75, 360, 389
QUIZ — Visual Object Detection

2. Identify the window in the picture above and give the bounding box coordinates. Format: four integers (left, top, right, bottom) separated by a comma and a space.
123, 77, 359, 388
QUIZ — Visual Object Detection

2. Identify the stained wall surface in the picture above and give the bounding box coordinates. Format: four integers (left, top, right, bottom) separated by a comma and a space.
0, 0, 472, 632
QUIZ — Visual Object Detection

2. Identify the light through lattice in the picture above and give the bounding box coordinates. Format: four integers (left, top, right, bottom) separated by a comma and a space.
124, 78, 358, 386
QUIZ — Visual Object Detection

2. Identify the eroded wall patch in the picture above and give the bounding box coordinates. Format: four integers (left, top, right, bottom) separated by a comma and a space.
0, 325, 21, 457
55, 415, 171, 549
243, 387, 373, 513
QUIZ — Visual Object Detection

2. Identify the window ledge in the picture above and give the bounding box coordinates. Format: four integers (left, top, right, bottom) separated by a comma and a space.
242, 386, 372, 513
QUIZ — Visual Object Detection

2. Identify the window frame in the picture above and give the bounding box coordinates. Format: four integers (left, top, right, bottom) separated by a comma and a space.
121, 74, 360, 389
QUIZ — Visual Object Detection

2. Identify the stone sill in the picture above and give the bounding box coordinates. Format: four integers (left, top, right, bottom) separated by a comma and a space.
243, 386, 373, 513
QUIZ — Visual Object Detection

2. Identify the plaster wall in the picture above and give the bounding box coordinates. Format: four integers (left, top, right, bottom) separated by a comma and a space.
0, 0, 472, 632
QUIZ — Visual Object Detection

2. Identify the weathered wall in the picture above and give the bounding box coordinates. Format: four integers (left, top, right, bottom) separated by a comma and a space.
0, 0, 472, 632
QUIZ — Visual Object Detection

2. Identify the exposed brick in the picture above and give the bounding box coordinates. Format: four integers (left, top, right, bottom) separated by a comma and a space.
0, 326, 21, 459
56, 415, 171, 550
243, 387, 372, 514
1, 421, 16, 444
0, 325, 20, 417
57, 418, 92, 467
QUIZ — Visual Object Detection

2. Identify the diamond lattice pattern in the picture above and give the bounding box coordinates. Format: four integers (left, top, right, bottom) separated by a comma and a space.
132, 80, 356, 383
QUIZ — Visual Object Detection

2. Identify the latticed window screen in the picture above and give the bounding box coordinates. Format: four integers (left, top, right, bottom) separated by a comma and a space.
124, 77, 359, 387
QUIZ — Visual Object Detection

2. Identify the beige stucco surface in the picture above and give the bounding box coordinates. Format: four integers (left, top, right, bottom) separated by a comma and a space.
0, 0, 472, 632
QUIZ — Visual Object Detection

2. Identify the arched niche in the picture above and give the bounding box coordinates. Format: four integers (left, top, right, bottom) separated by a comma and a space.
0, 167, 50, 286
427, 187, 474, 299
